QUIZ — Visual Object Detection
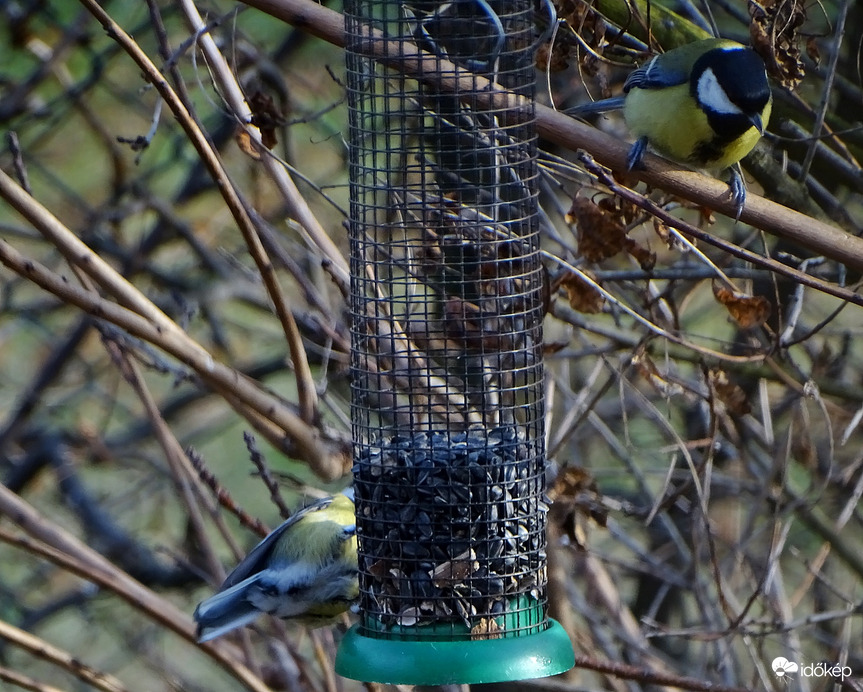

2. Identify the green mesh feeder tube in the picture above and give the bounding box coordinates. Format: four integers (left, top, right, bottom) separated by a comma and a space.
337, 0, 573, 683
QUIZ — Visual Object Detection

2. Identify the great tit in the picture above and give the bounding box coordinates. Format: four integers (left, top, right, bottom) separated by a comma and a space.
567, 38, 772, 214
193, 493, 357, 643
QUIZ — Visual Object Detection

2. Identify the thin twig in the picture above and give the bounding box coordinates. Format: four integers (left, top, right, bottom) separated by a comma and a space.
0, 619, 131, 692
180, 0, 349, 289
0, 499, 270, 692
187, 446, 271, 539
0, 168, 189, 341
6, 131, 32, 194
0, 237, 346, 479
100, 335, 225, 580
0, 665, 66, 692
577, 154, 863, 307
799, 0, 849, 181
573, 654, 754, 692
178, 0, 323, 425
244, 432, 292, 519
78, 0, 325, 427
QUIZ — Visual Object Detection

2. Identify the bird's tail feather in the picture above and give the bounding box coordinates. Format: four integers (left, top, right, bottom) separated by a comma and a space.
564, 96, 626, 117
194, 575, 262, 643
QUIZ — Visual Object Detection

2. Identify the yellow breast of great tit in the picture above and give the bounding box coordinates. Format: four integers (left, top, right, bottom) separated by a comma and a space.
624, 84, 714, 165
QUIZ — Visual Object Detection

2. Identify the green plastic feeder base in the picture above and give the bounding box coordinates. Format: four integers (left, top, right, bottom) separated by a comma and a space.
335, 619, 574, 684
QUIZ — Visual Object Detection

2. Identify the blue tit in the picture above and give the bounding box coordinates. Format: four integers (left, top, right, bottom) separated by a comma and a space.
567, 38, 772, 215
194, 493, 357, 643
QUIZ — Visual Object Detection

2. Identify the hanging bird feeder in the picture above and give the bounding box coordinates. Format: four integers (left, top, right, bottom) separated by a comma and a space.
336, 0, 573, 683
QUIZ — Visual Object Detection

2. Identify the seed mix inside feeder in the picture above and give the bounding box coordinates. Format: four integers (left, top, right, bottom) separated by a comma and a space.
354, 426, 547, 635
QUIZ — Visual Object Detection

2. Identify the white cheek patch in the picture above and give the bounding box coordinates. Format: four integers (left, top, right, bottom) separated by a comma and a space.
697, 67, 743, 116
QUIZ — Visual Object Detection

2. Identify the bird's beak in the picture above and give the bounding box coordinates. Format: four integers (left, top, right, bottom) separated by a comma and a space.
749, 113, 765, 135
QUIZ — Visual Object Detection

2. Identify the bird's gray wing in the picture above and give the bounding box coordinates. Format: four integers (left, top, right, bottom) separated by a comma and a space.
623, 56, 688, 91
218, 496, 334, 590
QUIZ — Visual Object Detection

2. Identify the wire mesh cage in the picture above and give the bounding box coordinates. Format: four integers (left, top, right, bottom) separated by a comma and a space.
338, 0, 573, 682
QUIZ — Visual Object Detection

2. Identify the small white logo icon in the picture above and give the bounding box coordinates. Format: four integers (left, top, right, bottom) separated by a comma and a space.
772, 657, 799, 678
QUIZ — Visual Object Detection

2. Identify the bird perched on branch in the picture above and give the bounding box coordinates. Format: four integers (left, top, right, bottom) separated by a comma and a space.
567, 38, 772, 216
194, 493, 358, 643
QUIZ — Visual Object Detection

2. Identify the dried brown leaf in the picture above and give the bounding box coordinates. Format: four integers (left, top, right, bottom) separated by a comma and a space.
626, 238, 656, 271
633, 350, 684, 398
471, 617, 502, 639
713, 282, 772, 329
597, 194, 638, 225
652, 216, 673, 247
560, 271, 604, 313
542, 339, 570, 355
548, 466, 607, 548
709, 368, 751, 416
749, 0, 806, 90
249, 90, 286, 151
568, 196, 628, 262
805, 36, 820, 66
235, 128, 260, 160
536, 37, 572, 72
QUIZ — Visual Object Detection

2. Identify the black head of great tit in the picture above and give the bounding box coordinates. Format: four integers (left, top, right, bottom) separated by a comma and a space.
567, 38, 772, 216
